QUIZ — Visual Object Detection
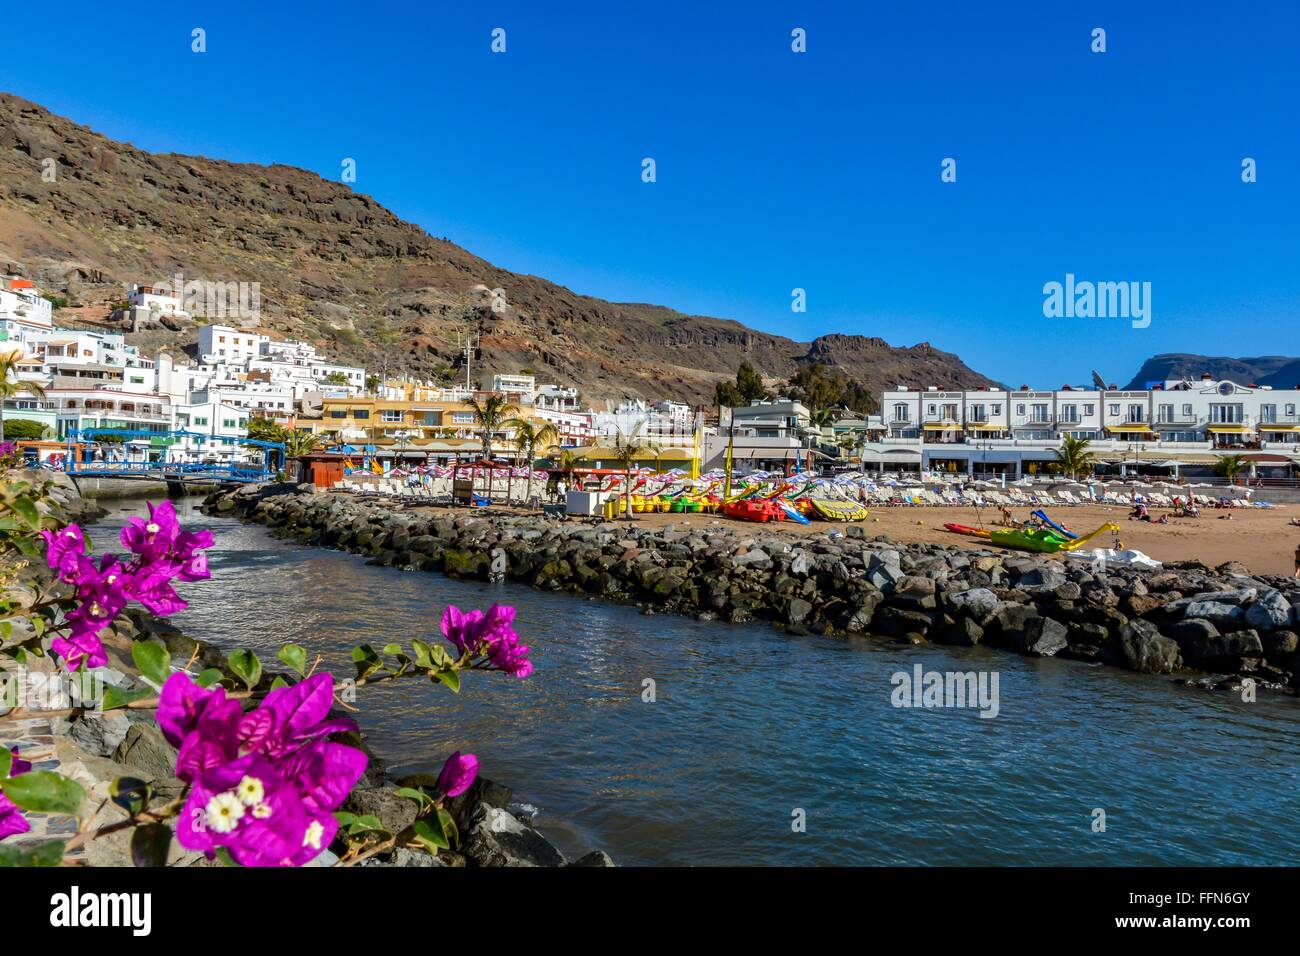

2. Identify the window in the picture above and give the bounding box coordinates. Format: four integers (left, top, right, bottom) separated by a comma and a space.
382, 410, 403, 423
1083, 403, 1094, 416
892, 403, 909, 422
1287, 404, 1296, 416
1016, 404, 1025, 415
194, 417, 208, 426
451, 412, 475, 424
223, 419, 237, 428
1260, 404, 1277, 423
352, 410, 370, 420
927, 404, 937, 416
1127, 404, 1144, 422
991, 404, 1001, 415
1108, 404, 1120, 416
1060, 404, 1078, 423
1031, 404, 1049, 422
1182, 403, 1193, 417
329, 410, 348, 419
969, 404, 985, 422
1209, 404, 1243, 424
1157, 403, 1173, 422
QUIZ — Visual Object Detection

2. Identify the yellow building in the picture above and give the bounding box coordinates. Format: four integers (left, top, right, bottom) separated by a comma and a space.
300, 386, 559, 464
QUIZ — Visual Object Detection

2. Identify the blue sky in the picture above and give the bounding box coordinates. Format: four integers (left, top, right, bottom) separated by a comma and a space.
7, 0, 1299, 387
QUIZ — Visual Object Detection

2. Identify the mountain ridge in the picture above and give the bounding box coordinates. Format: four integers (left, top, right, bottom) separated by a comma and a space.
0, 92, 1000, 406
1124, 354, 1300, 391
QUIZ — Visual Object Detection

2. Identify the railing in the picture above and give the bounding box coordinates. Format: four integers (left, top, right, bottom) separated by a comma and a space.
64, 459, 274, 482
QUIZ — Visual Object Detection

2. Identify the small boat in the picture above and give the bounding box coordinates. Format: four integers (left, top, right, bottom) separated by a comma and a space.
723, 500, 785, 523
777, 501, 811, 524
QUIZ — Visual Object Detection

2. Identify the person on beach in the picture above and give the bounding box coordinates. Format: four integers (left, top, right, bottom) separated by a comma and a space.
556, 478, 567, 503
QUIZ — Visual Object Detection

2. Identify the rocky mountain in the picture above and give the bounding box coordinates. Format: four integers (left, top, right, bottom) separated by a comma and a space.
1124, 354, 1300, 390
0, 93, 999, 407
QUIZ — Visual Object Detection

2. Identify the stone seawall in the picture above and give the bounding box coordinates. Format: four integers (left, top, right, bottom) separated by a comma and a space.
206, 484, 1300, 695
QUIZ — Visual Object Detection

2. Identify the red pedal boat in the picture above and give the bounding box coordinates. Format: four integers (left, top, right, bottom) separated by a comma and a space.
723, 500, 785, 523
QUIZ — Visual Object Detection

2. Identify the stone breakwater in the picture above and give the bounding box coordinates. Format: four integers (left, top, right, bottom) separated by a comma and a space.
0, 481, 609, 868
207, 484, 1300, 695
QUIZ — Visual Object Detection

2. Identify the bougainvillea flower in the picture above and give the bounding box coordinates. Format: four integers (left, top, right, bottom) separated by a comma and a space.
160, 671, 368, 864
120, 499, 183, 563
436, 751, 478, 798
440, 605, 487, 656
0, 748, 32, 842
176, 753, 318, 866
238, 673, 357, 757
40, 525, 87, 580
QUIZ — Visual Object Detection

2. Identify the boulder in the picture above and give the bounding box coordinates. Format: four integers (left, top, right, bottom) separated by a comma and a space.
1117, 620, 1180, 674
1020, 617, 1069, 657
461, 806, 567, 867
1244, 591, 1294, 632
1184, 601, 1244, 627
948, 587, 999, 624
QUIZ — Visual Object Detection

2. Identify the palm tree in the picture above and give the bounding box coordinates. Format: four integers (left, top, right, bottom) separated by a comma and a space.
283, 429, 321, 459
0, 353, 46, 444
611, 424, 647, 521
466, 395, 518, 501
508, 417, 558, 507
1214, 453, 1248, 486
1054, 434, 1097, 480
836, 432, 859, 465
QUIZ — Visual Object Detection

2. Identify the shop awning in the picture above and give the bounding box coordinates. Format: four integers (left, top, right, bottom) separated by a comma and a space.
1105, 424, 1153, 433
1258, 423, 1300, 431
965, 424, 1008, 431
1207, 424, 1253, 433
921, 422, 961, 431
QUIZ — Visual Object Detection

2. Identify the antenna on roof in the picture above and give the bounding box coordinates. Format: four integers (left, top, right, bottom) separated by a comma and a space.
1090, 370, 1107, 390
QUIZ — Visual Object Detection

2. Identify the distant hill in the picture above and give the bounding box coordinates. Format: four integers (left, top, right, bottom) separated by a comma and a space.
1124, 354, 1300, 390
0, 92, 999, 407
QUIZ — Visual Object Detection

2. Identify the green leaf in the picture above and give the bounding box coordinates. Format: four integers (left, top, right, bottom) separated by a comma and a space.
131, 640, 170, 687
433, 668, 461, 693
214, 847, 240, 867
99, 685, 150, 712
8, 495, 40, 531
276, 643, 308, 676
411, 639, 434, 669
131, 823, 172, 867
381, 643, 403, 657
0, 746, 11, 778
226, 649, 262, 691
109, 777, 153, 816
351, 643, 382, 680
393, 786, 432, 809
437, 807, 459, 848
196, 668, 223, 688
411, 816, 449, 851
1, 771, 86, 817
269, 676, 288, 690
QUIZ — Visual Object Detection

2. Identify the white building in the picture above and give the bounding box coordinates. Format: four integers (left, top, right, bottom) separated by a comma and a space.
865, 374, 1300, 477
126, 284, 191, 322
491, 373, 536, 403
197, 325, 269, 364
0, 278, 53, 350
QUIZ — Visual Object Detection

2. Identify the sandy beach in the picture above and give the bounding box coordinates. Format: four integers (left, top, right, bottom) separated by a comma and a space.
529, 501, 1300, 578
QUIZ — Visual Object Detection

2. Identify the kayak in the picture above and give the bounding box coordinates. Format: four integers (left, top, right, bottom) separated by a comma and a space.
944, 523, 991, 539
777, 501, 811, 524
988, 522, 1121, 554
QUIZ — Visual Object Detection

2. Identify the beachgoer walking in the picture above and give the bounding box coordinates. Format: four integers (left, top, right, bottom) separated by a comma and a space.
556, 478, 567, 503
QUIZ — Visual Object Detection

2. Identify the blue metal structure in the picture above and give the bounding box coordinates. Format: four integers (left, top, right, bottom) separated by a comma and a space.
63, 429, 286, 483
